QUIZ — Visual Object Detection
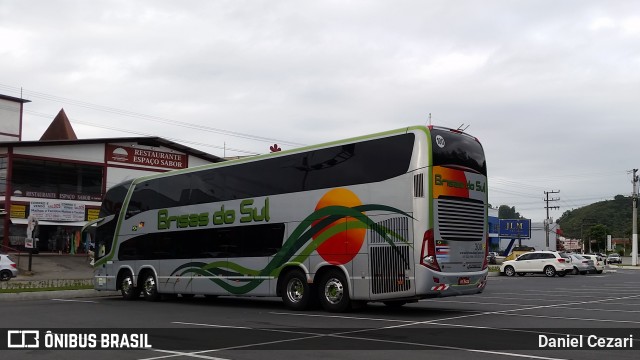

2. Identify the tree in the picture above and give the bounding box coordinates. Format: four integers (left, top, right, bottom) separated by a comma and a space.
498, 205, 522, 219
588, 224, 609, 253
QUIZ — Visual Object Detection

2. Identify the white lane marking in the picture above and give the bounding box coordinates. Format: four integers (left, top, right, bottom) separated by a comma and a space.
500, 312, 640, 324
51, 299, 98, 303
553, 306, 640, 313
138, 325, 330, 360
172, 321, 253, 330
155, 321, 569, 360
269, 311, 421, 323
142, 348, 231, 360
142, 294, 640, 360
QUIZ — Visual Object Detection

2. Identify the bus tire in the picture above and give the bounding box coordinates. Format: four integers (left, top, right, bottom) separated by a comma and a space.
318, 269, 351, 313
281, 269, 312, 310
120, 272, 140, 300
141, 272, 160, 302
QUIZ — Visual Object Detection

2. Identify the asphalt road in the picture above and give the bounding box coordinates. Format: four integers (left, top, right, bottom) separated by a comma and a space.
3, 269, 640, 360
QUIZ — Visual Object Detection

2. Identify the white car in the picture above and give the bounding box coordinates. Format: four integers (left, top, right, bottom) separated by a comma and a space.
500, 251, 572, 277
581, 254, 605, 274
0, 254, 18, 281
568, 254, 596, 275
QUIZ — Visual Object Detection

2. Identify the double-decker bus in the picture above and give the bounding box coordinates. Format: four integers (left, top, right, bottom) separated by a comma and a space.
88, 125, 488, 312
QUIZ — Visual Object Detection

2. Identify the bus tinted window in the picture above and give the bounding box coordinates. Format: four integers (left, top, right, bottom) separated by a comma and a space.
118, 223, 285, 260
99, 180, 133, 218
128, 133, 415, 211
125, 175, 192, 219
431, 129, 486, 175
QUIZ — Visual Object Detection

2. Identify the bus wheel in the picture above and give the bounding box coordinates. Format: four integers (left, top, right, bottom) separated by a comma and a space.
318, 269, 351, 312
142, 273, 160, 302
120, 273, 140, 300
281, 269, 312, 310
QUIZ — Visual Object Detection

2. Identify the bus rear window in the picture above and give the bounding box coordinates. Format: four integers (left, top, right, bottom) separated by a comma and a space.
430, 129, 486, 175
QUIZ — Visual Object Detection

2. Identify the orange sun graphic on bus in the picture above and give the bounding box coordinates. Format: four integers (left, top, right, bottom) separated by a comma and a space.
313, 188, 366, 265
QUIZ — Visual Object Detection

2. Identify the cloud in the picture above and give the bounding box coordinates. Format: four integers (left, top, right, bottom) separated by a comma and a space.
1, 0, 639, 221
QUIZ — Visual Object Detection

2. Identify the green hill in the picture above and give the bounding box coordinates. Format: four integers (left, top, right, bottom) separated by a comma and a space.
557, 195, 633, 239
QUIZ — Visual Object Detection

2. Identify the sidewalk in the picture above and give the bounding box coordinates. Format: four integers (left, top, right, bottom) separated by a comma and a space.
10, 252, 94, 280
0, 253, 117, 301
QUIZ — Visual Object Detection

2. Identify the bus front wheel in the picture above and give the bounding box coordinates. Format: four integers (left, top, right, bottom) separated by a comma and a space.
281, 269, 312, 310
318, 269, 351, 313
141, 273, 160, 302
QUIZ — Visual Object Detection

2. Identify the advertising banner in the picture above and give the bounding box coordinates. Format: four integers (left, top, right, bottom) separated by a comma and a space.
499, 219, 531, 238
30, 200, 86, 222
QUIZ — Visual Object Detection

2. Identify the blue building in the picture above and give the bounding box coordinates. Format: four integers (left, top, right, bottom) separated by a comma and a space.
488, 207, 499, 251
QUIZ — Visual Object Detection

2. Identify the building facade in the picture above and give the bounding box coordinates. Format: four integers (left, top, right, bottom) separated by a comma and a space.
0, 96, 223, 253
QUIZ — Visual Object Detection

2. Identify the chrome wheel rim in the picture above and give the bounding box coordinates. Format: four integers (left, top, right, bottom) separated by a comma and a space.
286, 278, 304, 303
324, 278, 344, 305
122, 277, 133, 294
144, 276, 156, 294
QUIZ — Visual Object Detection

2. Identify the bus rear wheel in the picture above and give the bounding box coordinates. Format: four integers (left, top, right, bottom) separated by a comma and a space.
281, 269, 312, 310
318, 269, 351, 312
141, 273, 160, 302
120, 273, 140, 300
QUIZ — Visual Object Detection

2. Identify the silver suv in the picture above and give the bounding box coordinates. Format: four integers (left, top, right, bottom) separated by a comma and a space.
500, 251, 572, 277
0, 254, 18, 281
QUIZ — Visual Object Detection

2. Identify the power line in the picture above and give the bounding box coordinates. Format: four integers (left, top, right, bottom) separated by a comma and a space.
25, 110, 260, 156
0, 83, 306, 147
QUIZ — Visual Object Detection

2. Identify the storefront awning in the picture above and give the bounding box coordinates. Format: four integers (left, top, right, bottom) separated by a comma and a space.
9, 218, 89, 227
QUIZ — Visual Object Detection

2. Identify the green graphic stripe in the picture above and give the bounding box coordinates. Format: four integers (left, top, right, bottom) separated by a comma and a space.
171, 203, 411, 294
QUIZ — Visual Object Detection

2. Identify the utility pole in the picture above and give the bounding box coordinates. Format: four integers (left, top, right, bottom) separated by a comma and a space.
632, 169, 638, 266
544, 190, 560, 250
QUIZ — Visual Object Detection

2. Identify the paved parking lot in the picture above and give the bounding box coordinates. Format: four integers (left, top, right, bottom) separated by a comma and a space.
2, 268, 639, 359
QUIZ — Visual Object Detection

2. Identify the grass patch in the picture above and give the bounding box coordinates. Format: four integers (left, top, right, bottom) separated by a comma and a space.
0, 284, 94, 293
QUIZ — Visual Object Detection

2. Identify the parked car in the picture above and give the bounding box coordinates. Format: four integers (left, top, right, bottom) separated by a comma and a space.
0, 254, 18, 281
500, 250, 571, 277
607, 253, 622, 264
568, 254, 596, 275
581, 254, 604, 274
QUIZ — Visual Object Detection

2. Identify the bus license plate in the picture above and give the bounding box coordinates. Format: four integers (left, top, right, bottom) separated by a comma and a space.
458, 277, 470, 285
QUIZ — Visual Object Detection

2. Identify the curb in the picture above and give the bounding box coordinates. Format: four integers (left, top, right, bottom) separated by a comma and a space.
0, 289, 119, 301
0, 279, 93, 291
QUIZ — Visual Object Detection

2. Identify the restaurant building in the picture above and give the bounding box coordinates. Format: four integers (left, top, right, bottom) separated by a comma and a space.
0, 94, 223, 253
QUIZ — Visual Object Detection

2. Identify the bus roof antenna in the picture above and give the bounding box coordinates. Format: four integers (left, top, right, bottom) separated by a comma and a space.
457, 124, 470, 132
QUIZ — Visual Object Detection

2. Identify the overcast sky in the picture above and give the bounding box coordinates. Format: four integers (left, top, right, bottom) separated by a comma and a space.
1, 0, 639, 222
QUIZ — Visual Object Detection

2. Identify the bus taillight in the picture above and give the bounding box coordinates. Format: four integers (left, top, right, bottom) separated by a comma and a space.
420, 229, 440, 271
